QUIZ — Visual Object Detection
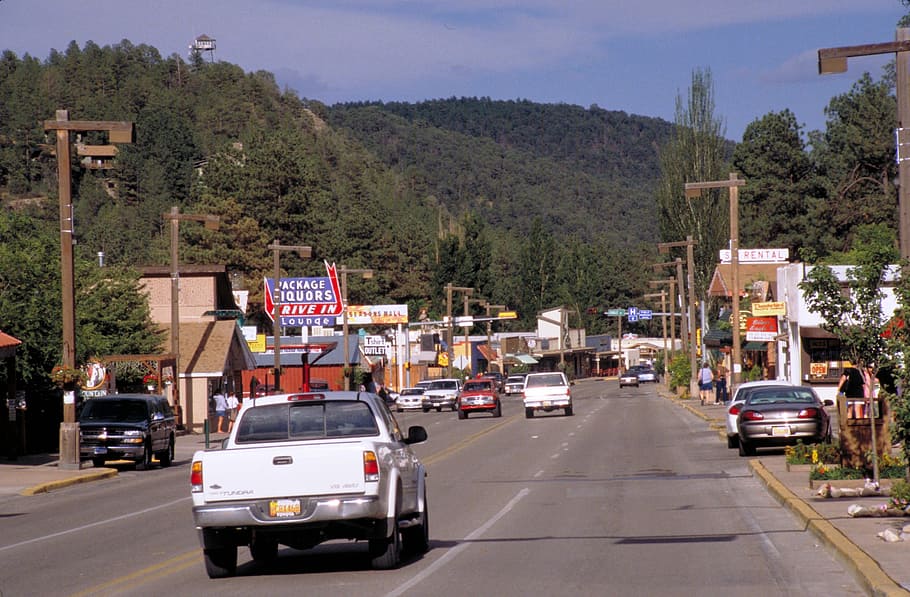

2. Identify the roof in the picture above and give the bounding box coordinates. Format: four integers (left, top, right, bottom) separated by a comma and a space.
708, 263, 782, 298
162, 321, 255, 376
0, 330, 22, 360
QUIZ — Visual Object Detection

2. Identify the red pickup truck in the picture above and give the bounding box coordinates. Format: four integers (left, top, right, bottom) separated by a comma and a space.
457, 379, 502, 419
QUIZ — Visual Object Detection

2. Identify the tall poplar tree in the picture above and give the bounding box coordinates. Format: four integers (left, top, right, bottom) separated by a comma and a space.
656, 68, 730, 302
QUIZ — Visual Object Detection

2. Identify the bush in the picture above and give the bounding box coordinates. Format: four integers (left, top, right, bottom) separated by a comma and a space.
668, 352, 690, 394
889, 480, 910, 510
785, 440, 841, 465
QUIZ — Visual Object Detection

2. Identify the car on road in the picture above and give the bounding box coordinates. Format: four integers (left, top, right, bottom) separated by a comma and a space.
619, 369, 639, 388
631, 365, 658, 383
457, 379, 502, 418
79, 394, 176, 469
522, 371, 573, 417
736, 385, 833, 457
482, 372, 506, 392
395, 387, 427, 412
422, 378, 461, 412
504, 374, 527, 396
725, 380, 796, 449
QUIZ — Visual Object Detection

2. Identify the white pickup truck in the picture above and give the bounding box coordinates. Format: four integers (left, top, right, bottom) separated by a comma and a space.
190, 391, 429, 578
522, 372, 574, 417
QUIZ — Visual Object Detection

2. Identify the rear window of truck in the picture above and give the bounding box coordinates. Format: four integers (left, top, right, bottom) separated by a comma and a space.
236, 401, 380, 443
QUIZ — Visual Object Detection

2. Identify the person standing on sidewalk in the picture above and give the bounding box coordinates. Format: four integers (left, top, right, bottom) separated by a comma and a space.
226, 392, 240, 433
714, 362, 728, 404
213, 390, 229, 433
698, 362, 714, 406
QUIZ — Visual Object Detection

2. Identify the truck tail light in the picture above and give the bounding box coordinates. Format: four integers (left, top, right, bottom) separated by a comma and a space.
363, 451, 380, 482
191, 460, 203, 493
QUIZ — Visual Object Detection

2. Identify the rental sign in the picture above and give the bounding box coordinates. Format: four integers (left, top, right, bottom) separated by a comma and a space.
264, 261, 343, 327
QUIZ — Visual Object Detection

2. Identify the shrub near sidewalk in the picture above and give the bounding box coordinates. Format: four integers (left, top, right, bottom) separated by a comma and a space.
785, 440, 841, 466
810, 452, 908, 481
668, 352, 690, 397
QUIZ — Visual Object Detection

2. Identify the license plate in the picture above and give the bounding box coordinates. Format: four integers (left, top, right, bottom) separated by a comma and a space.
771, 426, 791, 437
93, 447, 107, 455
269, 499, 301, 518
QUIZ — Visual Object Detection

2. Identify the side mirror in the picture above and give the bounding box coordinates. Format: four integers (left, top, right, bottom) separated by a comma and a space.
404, 425, 428, 445
822, 399, 835, 407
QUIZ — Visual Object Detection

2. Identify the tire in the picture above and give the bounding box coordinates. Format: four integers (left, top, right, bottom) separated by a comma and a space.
727, 434, 739, 449
458, 409, 467, 420
370, 496, 402, 570
525, 407, 534, 419
92, 457, 106, 468
738, 438, 756, 457
565, 405, 573, 416
451, 404, 457, 412
250, 537, 278, 564
157, 436, 174, 467
203, 546, 237, 578
137, 440, 153, 470
402, 488, 429, 556
493, 403, 502, 418
422, 407, 430, 413
436, 406, 442, 413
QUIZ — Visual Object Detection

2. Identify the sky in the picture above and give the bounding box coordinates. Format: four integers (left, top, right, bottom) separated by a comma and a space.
0, 1, 907, 140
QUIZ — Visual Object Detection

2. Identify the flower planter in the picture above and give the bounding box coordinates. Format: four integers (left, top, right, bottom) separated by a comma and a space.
786, 463, 814, 473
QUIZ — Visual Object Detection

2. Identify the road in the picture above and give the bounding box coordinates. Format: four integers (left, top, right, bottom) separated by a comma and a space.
0, 380, 865, 596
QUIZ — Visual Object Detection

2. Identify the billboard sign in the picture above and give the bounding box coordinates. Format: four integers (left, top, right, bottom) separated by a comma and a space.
264, 261, 343, 327
746, 316, 778, 342
345, 305, 408, 325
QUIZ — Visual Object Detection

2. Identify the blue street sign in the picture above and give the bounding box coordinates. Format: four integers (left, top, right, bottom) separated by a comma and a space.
627, 306, 639, 322
640, 309, 653, 320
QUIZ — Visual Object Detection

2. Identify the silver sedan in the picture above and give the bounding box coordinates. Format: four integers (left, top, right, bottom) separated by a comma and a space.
725, 381, 796, 449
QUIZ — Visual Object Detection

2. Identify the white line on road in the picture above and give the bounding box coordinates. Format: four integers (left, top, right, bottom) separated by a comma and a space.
385, 487, 530, 597
0, 496, 190, 553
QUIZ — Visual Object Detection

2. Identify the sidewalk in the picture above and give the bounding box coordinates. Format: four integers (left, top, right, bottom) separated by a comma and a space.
672, 393, 910, 597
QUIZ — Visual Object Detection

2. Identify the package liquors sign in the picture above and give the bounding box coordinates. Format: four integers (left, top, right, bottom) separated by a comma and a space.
264, 261, 343, 327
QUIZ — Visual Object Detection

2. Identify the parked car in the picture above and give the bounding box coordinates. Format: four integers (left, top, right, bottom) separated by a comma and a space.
395, 387, 426, 412
79, 394, 176, 469
422, 378, 461, 412
725, 381, 796, 449
619, 369, 639, 388
736, 385, 833, 457
504, 374, 527, 396
631, 365, 658, 383
522, 372, 573, 417
457, 379, 502, 419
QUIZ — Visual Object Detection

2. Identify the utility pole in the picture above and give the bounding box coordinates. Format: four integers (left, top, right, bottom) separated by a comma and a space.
445, 284, 474, 376
163, 207, 219, 431
339, 266, 373, 390
483, 303, 506, 372
685, 174, 745, 392
269, 241, 312, 394
655, 240, 698, 397
644, 291, 668, 380
44, 110, 133, 470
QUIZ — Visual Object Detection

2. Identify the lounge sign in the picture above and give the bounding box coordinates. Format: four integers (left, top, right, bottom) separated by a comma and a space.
264, 261, 343, 327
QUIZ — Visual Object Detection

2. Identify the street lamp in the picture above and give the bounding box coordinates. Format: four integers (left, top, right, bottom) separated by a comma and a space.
685, 174, 746, 392
164, 207, 220, 431
819, 30, 910, 259
269, 241, 312, 394
339, 266, 374, 390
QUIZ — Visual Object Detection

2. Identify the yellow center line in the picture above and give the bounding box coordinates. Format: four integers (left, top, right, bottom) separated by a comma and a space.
69, 550, 201, 597
422, 413, 518, 466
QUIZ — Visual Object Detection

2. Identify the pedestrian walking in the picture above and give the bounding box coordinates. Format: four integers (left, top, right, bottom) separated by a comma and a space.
213, 390, 228, 433
698, 362, 714, 406
227, 392, 240, 432
714, 362, 728, 404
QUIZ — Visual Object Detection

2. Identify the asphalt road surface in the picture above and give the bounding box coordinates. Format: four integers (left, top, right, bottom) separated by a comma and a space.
0, 380, 865, 596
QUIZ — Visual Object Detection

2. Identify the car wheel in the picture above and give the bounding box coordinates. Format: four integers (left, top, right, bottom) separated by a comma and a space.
250, 536, 278, 564
738, 438, 756, 457
370, 494, 402, 569
565, 405, 573, 416
203, 546, 238, 578
493, 403, 502, 417
422, 407, 430, 413
525, 407, 534, 418
435, 406, 442, 413
157, 436, 174, 467
458, 409, 467, 420
727, 434, 739, 449
92, 457, 106, 468
451, 404, 457, 412
402, 487, 429, 556
397, 407, 404, 413
137, 440, 153, 470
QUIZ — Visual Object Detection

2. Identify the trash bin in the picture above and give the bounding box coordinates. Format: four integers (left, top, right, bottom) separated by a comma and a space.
838, 395, 889, 469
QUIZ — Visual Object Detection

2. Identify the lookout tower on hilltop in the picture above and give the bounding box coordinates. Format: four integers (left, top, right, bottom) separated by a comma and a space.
189, 34, 216, 63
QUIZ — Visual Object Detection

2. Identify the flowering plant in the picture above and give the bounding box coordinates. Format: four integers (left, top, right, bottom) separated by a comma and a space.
50, 365, 87, 387
143, 373, 158, 385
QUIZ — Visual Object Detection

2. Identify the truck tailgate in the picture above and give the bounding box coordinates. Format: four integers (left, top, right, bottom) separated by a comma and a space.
200, 442, 367, 502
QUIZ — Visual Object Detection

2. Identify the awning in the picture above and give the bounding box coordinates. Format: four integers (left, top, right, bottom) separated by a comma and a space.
477, 344, 498, 362
507, 354, 538, 365
742, 341, 767, 351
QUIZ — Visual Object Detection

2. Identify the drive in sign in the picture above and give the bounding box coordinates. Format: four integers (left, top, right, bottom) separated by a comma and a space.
264, 261, 343, 327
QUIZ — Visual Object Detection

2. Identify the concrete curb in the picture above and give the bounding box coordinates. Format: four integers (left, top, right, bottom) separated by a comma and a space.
749, 459, 907, 597
20, 468, 118, 496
